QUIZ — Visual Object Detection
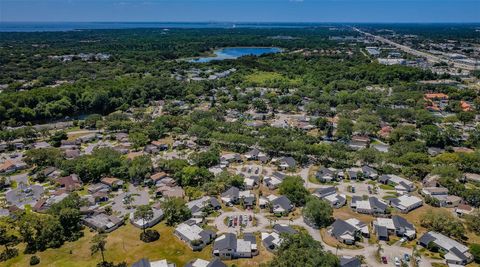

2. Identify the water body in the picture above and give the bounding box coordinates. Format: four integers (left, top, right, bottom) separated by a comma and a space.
0, 22, 310, 32
190, 47, 283, 63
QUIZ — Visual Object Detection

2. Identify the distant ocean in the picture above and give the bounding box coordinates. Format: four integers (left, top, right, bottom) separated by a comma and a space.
0, 22, 312, 32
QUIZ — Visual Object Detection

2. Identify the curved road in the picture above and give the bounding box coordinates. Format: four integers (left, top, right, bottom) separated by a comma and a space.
211, 209, 438, 267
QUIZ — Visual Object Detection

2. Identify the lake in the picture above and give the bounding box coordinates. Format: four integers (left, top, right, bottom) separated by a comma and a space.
189, 47, 283, 63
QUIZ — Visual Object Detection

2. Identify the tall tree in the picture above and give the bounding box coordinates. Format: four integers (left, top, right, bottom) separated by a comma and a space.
134, 205, 154, 235
90, 234, 107, 264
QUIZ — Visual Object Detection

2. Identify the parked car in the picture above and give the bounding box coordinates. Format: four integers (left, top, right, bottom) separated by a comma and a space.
404, 254, 410, 262
394, 257, 401, 266
381, 256, 387, 264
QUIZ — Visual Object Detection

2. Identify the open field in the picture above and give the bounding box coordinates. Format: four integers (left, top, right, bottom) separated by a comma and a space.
5, 222, 212, 267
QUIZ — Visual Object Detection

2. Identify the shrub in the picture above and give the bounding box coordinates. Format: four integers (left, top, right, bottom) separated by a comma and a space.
0, 248, 18, 262
29, 255, 40, 265
140, 229, 160, 243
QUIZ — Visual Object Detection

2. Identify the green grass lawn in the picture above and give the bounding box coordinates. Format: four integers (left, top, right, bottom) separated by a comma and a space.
378, 184, 395, 190
5, 222, 212, 267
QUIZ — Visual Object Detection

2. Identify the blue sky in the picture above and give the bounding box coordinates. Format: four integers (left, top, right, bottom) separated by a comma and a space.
1, 0, 479, 23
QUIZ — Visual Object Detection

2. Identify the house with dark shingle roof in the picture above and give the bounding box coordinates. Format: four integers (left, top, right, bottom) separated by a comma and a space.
313, 187, 346, 208
418, 231, 473, 266
213, 233, 258, 260
340, 256, 362, 267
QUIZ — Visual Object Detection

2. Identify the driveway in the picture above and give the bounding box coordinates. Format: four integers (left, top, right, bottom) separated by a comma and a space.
111, 185, 150, 216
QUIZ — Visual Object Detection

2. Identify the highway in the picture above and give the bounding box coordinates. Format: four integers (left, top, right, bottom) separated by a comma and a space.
353, 27, 475, 71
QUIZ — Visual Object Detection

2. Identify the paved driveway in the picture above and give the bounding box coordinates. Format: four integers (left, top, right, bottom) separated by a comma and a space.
111, 185, 150, 216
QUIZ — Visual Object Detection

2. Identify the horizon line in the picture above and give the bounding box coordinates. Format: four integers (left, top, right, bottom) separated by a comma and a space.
1, 21, 480, 24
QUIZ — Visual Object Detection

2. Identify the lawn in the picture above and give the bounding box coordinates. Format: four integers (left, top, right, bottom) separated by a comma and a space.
5, 222, 213, 267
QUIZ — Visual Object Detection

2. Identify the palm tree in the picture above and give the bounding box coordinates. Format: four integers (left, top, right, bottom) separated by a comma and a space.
90, 234, 107, 264
411, 245, 421, 267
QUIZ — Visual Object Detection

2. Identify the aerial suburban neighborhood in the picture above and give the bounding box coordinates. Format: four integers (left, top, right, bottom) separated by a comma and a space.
0, 6, 480, 267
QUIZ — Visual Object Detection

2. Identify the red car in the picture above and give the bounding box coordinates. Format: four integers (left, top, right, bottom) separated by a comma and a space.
381, 256, 388, 264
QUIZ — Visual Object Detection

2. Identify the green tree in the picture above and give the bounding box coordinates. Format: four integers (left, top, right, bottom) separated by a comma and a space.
134, 205, 154, 235
457, 112, 475, 125
335, 118, 353, 140
0, 221, 19, 261
267, 232, 339, 267
129, 131, 149, 151
161, 198, 191, 226
420, 209, 465, 239
279, 176, 309, 206
49, 130, 68, 147
302, 197, 333, 228
90, 234, 107, 264
470, 243, 480, 263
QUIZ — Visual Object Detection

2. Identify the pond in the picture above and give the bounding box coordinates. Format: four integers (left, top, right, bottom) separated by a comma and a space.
190, 47, 282, 63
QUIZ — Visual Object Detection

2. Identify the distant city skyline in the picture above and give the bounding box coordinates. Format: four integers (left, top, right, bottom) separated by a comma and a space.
1, 0, 479, 23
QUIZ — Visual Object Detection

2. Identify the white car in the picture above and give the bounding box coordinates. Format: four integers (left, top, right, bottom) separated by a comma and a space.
394, 257, 401, 266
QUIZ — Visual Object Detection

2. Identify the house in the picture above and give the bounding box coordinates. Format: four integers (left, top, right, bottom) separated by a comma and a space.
346, 167, 362, 180
185, 258, 226, 267
372, 215, 416, 241
269, 195, 294, 216
348, 135, 370, 150
361, 165, 378, 179
312, 187, 346, 208
245, 148, 260, 160
156, 185, 185, 198
262, 224, 298, 251
463, 173, 480, 183
34, 192, 69, 212
56, 174, 82, 192
88, 183, 110, 194
277, 157, 296, 170
424, 93, 449, 111
389, 195, 423, 213
340, 256, 362, 267
187, 196, 221, 217
455, 204, 474, 217
244, 175, 260, 189
351, 196, 388, 215
421, 187, 462, 207
315, 167, 338, 182
220, 186, 240, 205
100, 177, 124, 190
82, 213, 123, 233
174, 221, 216, 251
144, 145, 159, 154
151, 140, 169, 151
220, 153, 242, 164
418, 231, 473, 266
329, 218, 369, 245
213, 233, 258, 260
149, 172, 168, 184
263, 171, 286, 189
131, 258, 176, 267
379, 174, 415, 193
130, 206, 164, 229
0, 160, 24, 174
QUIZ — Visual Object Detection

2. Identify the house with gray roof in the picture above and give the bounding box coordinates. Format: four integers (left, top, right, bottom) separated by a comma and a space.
269, 195, 294, 216
340, 256, 362, 267
373, 215, 416, 241
329, 218, 369, 245
130, 206, 164, 229
277, 157, 296, 170
262, 224, 297, 251
315, 167, 338, 182
213, 233, 258, 260
418, 231, 473, 266
379, 174, 415, 193
350, 196, 388, 215
187, 196, 221, 217
313, 187, 346, 208
389, 195, 423, 213
174, 221, 216, 251
184, 258, 226, 267
82, 213, 123, 233
131, 258, 176, 267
